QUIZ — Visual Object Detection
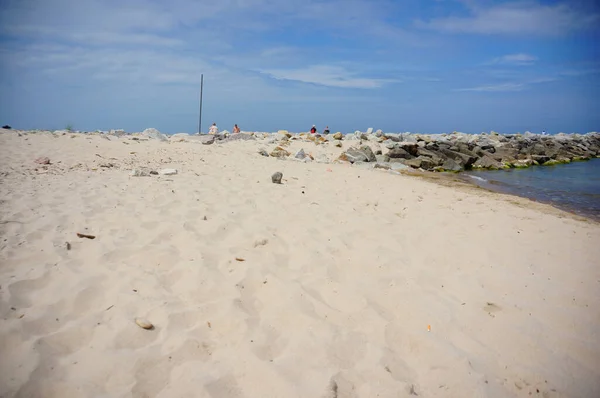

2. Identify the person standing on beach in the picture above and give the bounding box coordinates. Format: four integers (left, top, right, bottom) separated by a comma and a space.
209, 123, 218, 134
310, 125, 317, 134
233, 124, 240, 134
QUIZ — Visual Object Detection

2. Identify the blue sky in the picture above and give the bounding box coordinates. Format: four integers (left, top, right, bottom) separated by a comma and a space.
0, 0, 598, 134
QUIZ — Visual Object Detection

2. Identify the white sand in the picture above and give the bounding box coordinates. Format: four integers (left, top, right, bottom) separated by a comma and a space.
1, 130, 599, 398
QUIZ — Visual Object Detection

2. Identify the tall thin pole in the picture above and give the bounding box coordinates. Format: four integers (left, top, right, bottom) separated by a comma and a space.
198, 74, 204, 134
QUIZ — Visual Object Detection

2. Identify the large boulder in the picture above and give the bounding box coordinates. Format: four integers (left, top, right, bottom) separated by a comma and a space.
340, 146, 376, 163
441, 158, 463, 172
386, 147, 413, 159
437, 147, 477, 168
333, 132, 343, 140
398, 143, 419, 156
199, 135, 215, 145
490, 146, 519, 162
402, 156, 435, 169
141, 128, 167, 141
472, 155, 504, 170
359, 145, 377, 162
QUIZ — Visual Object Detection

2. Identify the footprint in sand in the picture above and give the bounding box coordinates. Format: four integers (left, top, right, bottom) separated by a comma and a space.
8, 269, 54, 308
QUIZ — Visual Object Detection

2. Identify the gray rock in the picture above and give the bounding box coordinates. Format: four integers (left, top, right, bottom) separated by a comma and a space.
295, 149, 306, 159
258, 148, 269, 157
402, 156, 435, 169
359, 145, 377, 162
219, 133, 255, 143
142, 128, 167, 141
472, 155, 504, 170
343, 147, 369, 163
271, 172, 283, 184
386, 148, 413, 159
441, 158, 462, 172
199, 135, 215, 145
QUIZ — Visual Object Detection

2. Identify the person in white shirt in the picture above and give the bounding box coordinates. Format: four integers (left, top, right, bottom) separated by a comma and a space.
208, 123, 218, 134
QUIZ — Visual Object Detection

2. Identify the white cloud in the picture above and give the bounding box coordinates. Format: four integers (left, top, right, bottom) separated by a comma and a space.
488, 53, 538, 66
259, 65, 400, 89
457, 77, 556, 92
456, 83, 525, 92
416, 2, 600, 36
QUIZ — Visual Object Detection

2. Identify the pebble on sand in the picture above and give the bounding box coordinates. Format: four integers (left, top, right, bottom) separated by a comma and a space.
271, 172, 283, 184
34, 157, 51, 165
135, 318, 154, 330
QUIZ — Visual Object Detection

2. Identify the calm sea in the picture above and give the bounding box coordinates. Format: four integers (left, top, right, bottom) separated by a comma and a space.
463, 158, 600, 220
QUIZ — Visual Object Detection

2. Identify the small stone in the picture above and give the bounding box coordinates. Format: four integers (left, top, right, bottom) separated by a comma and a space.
271, 172, 283, 184
270, 146, 290, 158
258, 148, 269, 157
333, 132, 343, 140
135, 318, 154, 330
295, 149, 306, 159
254, 238, 268, 247
130, 169, 150, 177
34, 157, 51, 165
334, 141, 342, 147
159, 168, 177, 175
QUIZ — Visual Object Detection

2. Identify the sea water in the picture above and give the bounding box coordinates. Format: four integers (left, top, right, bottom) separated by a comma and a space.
463, 158, 600, 220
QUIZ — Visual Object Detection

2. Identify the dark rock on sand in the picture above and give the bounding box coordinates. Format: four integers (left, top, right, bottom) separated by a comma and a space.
271, 172, 283, 184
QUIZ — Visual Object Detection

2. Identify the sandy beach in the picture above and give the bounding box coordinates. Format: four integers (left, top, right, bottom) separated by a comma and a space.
1, 130, 599, 398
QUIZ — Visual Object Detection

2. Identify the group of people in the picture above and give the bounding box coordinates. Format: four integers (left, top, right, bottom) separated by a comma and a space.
207, 122, 331, 135
208, 123, 240, 135
310, 125, 330, 134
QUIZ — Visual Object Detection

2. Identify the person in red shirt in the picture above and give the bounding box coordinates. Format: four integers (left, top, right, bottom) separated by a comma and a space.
310, 125, 317, 134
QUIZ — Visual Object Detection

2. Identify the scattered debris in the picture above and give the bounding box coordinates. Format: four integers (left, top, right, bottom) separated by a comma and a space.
65, 242, 71, 250
105, 305, 114, 311
235, 257, 246, 262
207, 321, 212, 328
76, 233, 96, 240
271, 171, 283, 184
135, 318, 154, 330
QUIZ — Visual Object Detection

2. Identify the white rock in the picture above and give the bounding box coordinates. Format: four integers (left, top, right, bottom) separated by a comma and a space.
159, 169, 178, 175
130, 169, 150, 177
366, 127, 374, 134
135, 318, 154, 330
141, 128, 167, 141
